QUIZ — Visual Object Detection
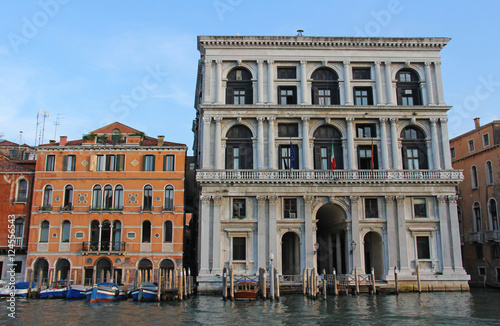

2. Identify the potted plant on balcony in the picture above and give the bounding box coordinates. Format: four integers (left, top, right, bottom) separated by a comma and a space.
82, 132, 97, 143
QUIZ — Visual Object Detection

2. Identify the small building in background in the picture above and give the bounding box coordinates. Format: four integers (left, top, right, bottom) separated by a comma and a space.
450, 118, 500, 286
0, 140, 36, 160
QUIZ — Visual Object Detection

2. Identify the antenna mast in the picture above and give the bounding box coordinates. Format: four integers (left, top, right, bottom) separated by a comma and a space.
53, 113, 64, 140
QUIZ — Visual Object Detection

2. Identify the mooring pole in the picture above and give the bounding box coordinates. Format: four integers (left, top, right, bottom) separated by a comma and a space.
371, 267, 376, 295
323, 269, 327, 300
275, 268, 280, 300
417, 264, 421, 293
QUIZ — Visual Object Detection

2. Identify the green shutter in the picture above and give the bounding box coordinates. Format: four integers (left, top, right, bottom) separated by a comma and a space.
62, 155, 67, 172
163, 155, 167, 171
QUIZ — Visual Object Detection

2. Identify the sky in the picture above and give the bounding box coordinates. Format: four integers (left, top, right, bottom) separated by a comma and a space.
0, 0, 499, 154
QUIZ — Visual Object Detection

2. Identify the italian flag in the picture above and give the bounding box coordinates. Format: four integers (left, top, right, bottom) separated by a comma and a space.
331, 142, 336, 171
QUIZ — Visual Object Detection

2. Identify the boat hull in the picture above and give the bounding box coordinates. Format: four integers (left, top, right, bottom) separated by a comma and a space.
39, 288, 68, 299
87, 284, 126, 303
66, 285, 89, 299
131, 288, 158, 301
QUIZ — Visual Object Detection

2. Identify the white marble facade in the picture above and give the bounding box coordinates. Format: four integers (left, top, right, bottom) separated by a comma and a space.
193, 36, 469, 292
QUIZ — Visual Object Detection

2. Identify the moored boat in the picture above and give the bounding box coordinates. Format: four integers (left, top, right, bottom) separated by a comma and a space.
66, 284, 90, 299
86, 282, 126, 303
0, 282, 36, 298
39, 280, 68, 299
234, 280, 259, 301
130, 282, 158, 301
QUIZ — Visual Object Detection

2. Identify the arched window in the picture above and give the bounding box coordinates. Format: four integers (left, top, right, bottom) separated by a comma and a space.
14, 218, 24, 238
61, 220, 71, 242
225, 125, 253, 169
112, 220, 122, 251
17, 179, 28, 202
311, 68, 340, 105
142, 220, 151, 243
471, 166, 479, 189
40, 220, 49, 242
489, 199, 499, 231
313, 125, 343, 170
63, 185, 73, 210
90, 220, 99, 249
486, 161, 494, 184
113, 185, 123, 209
473, 202, 481, 232
226, 68, 253, 104
396, 69, 422, 106
164, 220, 173, 243
101, 220, 111, 251
43, 185, 53, 209
143, 185, 153, 210
92, 185, 102, 209
165, 185, 174, 210
401, 126, 428, 170
103, 184, 113, 209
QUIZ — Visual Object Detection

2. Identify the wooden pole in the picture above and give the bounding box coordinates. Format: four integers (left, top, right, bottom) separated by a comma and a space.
230, 268, 234, 300
417, 264, 421, 293
262, 269, 267, 299
222, 267, 227, 299
323, 269, 327, 300
354, 267, 359, 295
179, 269, 183, 301
275, 268, 280, 300
371, 267, 376, 295
38, 269, 43, 290
27, 270, 32, 298
303, 268, 307, 295
125, 270, 130, 294
394, 267, 399, 295
67, 269, 71, 288
73, 269, 77, 285
157, 268, 162, 301
333, 268, 338, 296
269, 267, 274, 300
48, 269, 53, 288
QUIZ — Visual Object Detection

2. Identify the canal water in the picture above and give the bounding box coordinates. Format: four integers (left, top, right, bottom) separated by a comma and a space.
2, 289, 500, 325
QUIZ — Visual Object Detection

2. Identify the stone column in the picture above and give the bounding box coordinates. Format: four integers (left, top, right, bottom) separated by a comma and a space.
214, 117, 222, 169
267, 60, 274, 104
257, 60, 264, 104
374, 61, 384, 105
202, 116, 212, 169
426, 140, 434, 170
396, 196, 409, 273
448, 195, 464, 270
257, 196, 267, 269
385, 196, 397, 270
257, 117, 265, 169
379, 118, 389, 170
268, 195, 278, 269
420, 83, 428, 106
212, 195, 222, 274
300, 60, 308, 104
268, 117, 276, 169
430, 118, 442, 170
304, 196, 315, 268
440, 118, 453, 169
302, 117, 311, 170
384, 62, 395, 105
215, 60, 223, 104
346, 117, 355, 169
336, 233, 342, 273
199, 195, 211, 275
343, 61, 352, 105
203, 59, 212, 104
438, 195, 452, 273
350, 196, 361, 270
424, 62, 435, 105
390, 118, 399, 169
434, 61, 445, 105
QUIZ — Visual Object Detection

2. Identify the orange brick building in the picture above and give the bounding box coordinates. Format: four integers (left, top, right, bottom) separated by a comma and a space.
450, 118, 500, 286
26, 122, 188, 286
0, 153, 35, 282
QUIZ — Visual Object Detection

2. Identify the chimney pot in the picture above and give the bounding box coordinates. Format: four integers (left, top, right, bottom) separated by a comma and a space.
49, 140, 55, 144
474, 117, 480, 129
59, 136, 67, 146
158, 135, 165, 146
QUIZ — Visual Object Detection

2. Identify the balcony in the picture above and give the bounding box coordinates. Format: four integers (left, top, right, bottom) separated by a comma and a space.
13, 237, 24, 248
485, 230, 500, 242
469, 232, 485, 244
81, 241, 126, 254
197, 169, 464, 185
89, 207, 123, 212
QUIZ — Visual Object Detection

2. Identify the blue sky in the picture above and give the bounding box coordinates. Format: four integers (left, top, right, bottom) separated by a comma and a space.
0, 0, 499, 153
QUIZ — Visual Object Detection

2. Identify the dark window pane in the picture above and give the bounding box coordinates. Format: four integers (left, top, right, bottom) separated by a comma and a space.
278, 123, 299, 137
233, 199, 246, 218
233, 237, 246, 260
352, 68, 371, 79
365, 198, 378, 218
417, 236, 430, 259
277, 67, 296, 79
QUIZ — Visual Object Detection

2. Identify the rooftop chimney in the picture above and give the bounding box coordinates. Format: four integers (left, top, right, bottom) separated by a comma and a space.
474, 117, 481, 129
158, 135, 165, 146
59, 136, 67, 146
49, 140, 56, 144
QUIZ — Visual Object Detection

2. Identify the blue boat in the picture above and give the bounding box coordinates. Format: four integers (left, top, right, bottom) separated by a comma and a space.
39, 280, 68, 299
86, 282, 126, 303
130, 282, 158, 301
66, 284, 90, 299
0, 282, 36, 298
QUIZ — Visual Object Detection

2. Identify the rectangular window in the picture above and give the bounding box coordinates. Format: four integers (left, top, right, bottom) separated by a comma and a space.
416, 236, 430, 259
233, 147, 240, 170
278, 86, 297, 105
277, 67, 296, 79
476, 245, 484, 260
96, 155, 104, 171
233, 199, 246, 219
450, 147, 455, 159
406, 148, 420, 170
164, 155, 175, 171
365, 198, 378, 218
233, 237, 246, 261
9, 149, 18, 158
413, 198, 427, 218
64, 155, 76, 171
14, 261, 22, 274
354, 87, 373, 105
320, 147, 328, 170
491, 243, 500, 260
402, 90, 414, 106
358, 146, 377, 169
468, 139, 475, 152
478, 266, 486, 276
144, 155, 155, 171
352, 67, 371, 79
45, 155, 55, 171
279, 144, 299, 169
318, 89, 331, 105
233, 89, 246, 104
356, 124, 376, 138
278, 123, 299, 137
483, 133, 490, 147
106, 155, 116, 171
284, 198, 297, 218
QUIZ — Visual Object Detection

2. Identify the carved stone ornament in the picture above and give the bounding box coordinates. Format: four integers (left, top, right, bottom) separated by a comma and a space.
396, 195, 406, 203
200, 195, 211, 205
448, 195, 458, 204
268, 195, 278, 203
257, 195, 266, 204
437, 195, 448, 204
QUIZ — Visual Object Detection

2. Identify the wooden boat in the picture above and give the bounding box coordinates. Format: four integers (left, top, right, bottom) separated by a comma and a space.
66, 284, 90, 299
234, 280, 259, 301
39, 280, 68, 299
0, 282, 36, 298
86, 282, 126, 303
130, 282, 158, 301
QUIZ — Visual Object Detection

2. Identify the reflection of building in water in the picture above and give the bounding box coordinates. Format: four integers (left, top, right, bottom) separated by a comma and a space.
193, 35, 470, 292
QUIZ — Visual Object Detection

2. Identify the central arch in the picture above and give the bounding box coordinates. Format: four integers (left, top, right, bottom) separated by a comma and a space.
363, 231, 384, 278
316, 203, 347, 274
95, 257, 112, 283
281, 232, 300, 275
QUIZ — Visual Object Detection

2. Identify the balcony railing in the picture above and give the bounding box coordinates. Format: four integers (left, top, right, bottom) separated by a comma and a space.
81, 241, 126, 253
13, 237, 24, 248
485, 230, 500, 242
197, 169, 464, 184
469, 232, 485, 244
89, 207, 123, 212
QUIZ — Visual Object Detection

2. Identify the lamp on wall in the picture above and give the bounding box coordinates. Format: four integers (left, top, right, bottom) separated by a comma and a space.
314, 242, 320, 254
351, 241, 357, 253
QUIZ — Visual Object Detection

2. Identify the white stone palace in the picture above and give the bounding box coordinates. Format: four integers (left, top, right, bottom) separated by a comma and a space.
193, 35, 469, 292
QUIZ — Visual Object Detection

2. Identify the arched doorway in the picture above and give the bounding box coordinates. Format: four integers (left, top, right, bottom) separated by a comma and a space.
364, 232, 384, 279
138, 258, 153, 283
95, 258, 112, 283
160, 259, 175, 285
55, 258, 71, 281
33, 258, 49, 286
282, 232, 300, 275
316, 204, 347, 274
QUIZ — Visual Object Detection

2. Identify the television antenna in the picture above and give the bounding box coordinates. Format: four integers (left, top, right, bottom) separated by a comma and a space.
53, 113, 65, 140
